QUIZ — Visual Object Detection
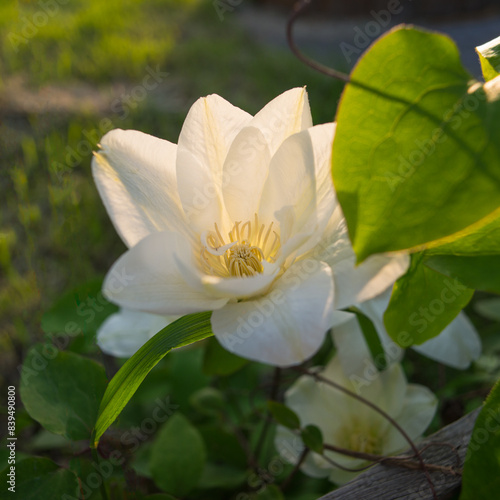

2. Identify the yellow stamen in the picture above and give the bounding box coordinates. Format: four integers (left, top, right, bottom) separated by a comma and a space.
201, 215, 281, 278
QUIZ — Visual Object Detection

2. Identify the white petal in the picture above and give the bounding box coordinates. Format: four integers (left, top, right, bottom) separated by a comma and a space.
103, 231, 228, 315
97, 309, 174, 357
258, 128, 317, 244
275, 426, 331, 479
331, 314, 375, 377
383, 384, 438, 453
250, 87, 313, 156
201, 267, 279, 300
211, 260, 334, 366
92, 129, 190, 248
308, 123, 338, 228
285, 370, 352, 435
176, 148, 228, 234
412, 312, 482, 369
177, 94, 252, 179
221, 126, 271, 222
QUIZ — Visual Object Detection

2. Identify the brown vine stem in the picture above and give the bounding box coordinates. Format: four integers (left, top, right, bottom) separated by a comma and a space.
286, 0, 351, 83
322, 443, 462, 476
281, 448, 310, 490
293, 367, 438, 500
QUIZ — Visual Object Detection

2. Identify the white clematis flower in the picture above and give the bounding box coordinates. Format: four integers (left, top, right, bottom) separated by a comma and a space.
331, 288, 481, 374
92, 88, 408, 366
275, 345, 437, 484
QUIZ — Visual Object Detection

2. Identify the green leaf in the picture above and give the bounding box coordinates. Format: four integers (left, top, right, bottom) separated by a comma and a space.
476, 36, 500, 82
150, 413, 207, 497
144, 495, 177, 500
384, 254, 473, 346
20, 345, 107, 440
92, 311, 213, 447
425, 213, 500, 256
332, 26, 500, 262
460, 380, 500, 499
301, 424, 323, 454
190, 387, 226, 416
353, 310, 387, 369
198, 463, 247, 490
203, 336, 249, 376
257, 484, 285, 499
425, 254, 500, 294
268, 401, 301, 430
0, 457, 79, 499
198, 422, 248, 468
41, 278, 118, 339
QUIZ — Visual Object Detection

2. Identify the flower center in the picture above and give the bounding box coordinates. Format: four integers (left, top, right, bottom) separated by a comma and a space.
335, 419, 382, 455
201, 214, 280, 278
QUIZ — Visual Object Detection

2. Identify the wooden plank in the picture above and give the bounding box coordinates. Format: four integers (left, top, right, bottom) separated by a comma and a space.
318, 408, 480, 500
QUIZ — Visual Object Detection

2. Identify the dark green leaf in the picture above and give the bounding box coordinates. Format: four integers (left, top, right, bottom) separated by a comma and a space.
425, 254, 500, 294
92, 312, 213, 447
190, 387, 226, 416
460, 380, 500, 499
20, 345, 107, 440
41, 278, 118, 339
150, 413, 207, 497
301, 424, 323, 454
144, 495, 177, 500
268, 401, 301, 430
353, 310, 387, 369
384, 254, 473, 346
332, 26, 500, 262
198, 422, 248, 468
198, 463, 247, 490
0, 457, 79, 499
257, 484, 285, 499
203, 336, 248, 376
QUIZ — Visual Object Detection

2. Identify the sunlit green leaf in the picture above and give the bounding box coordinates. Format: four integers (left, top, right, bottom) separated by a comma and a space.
384, 254, 473, 346
332, 26, 500, 262
20, 345, 107, 440
92, 312, 213, 447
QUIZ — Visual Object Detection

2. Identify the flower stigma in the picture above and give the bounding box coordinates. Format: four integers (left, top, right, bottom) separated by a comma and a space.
201, 214, 281, 278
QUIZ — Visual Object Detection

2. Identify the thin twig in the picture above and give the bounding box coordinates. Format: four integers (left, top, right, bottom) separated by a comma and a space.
281, 448, 309, 490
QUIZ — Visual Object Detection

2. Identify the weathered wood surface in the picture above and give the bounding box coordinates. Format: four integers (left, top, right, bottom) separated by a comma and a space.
318, 408, 481, 500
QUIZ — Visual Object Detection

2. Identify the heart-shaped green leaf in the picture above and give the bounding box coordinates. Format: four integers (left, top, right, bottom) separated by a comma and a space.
332, 26, 500, 262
